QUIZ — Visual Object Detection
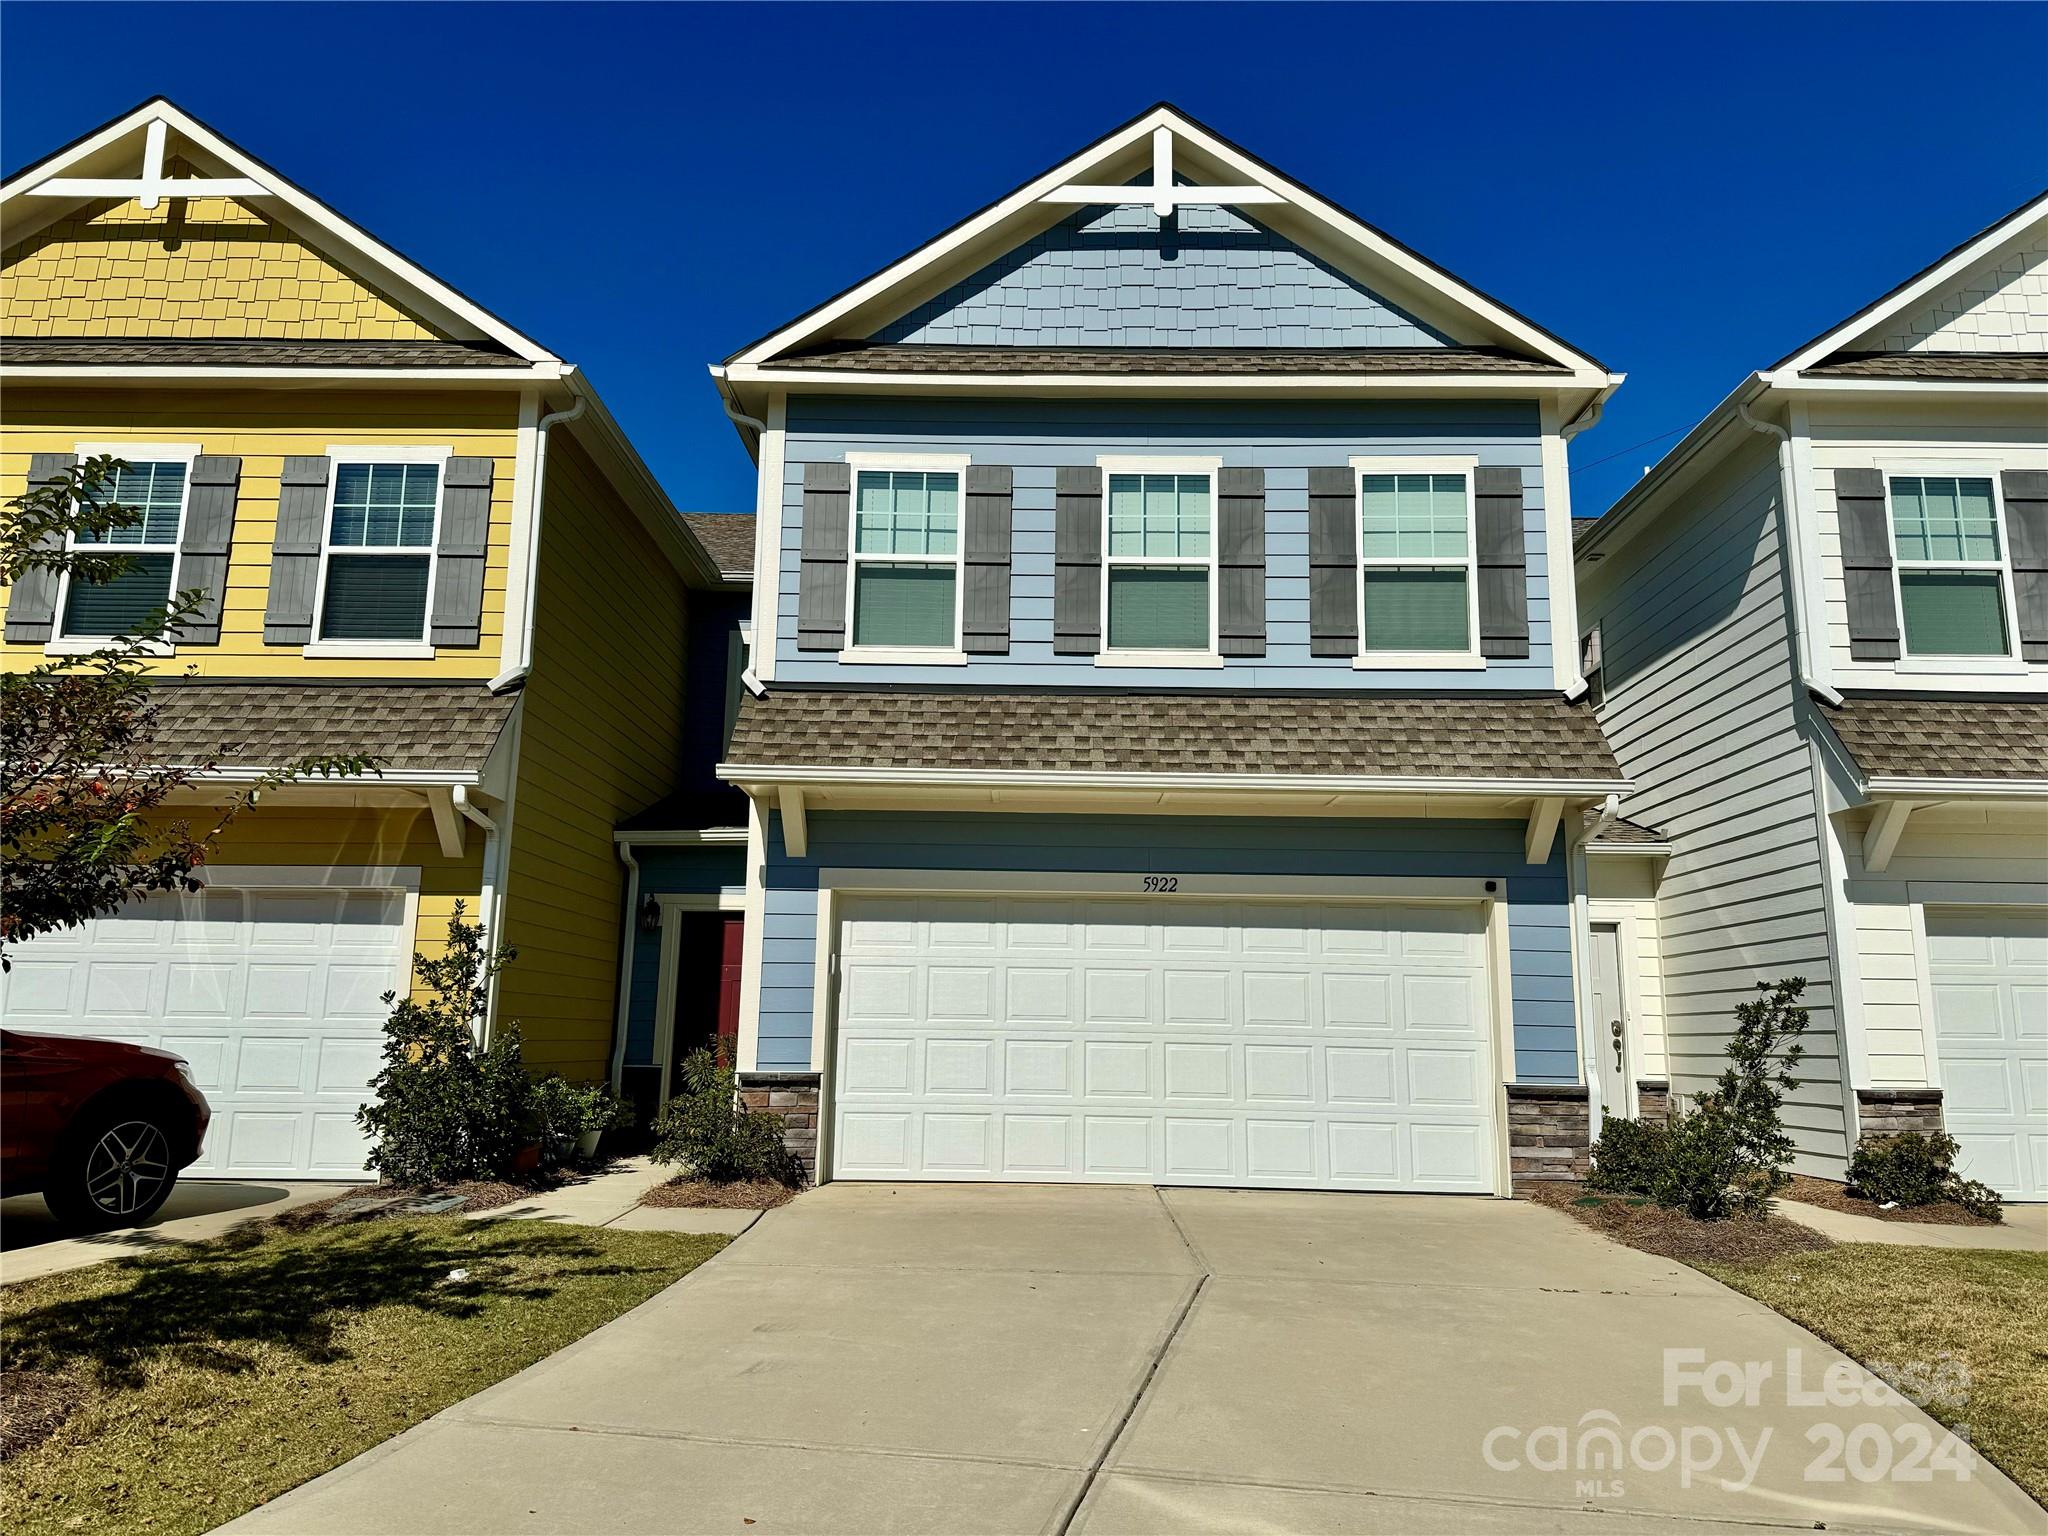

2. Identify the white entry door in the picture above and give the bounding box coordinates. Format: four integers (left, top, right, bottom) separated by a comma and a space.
0, 883, 411, 1180
831, 895, 1500, 1192
1927, 906, 2047, 1202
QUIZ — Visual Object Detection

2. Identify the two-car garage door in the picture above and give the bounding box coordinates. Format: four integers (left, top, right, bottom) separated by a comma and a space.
1, 883, 409, 1180
831, 895, 1500, 1192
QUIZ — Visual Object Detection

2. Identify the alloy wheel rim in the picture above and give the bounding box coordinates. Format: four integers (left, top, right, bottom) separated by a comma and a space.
84, 1120, 172, 1217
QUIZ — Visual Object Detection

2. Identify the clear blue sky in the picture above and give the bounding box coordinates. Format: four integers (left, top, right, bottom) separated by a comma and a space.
5, 2, 2044, 519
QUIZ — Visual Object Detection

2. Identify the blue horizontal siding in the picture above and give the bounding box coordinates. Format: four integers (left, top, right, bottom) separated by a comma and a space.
775, 396, 1552, 690
756, 811, 1578, 1082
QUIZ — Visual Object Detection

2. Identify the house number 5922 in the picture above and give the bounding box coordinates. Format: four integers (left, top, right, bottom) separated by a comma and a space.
1142, 876, 1180, 893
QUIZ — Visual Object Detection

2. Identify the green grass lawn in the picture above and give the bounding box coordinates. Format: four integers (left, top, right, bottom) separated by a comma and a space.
0, 1214, 725, 1536
1701, 1246, 2048, 1507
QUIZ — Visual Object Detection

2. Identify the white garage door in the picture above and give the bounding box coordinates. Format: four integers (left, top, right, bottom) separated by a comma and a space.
0, 883, 410, 1180
831, 895, 1500, 1192
1928, 906, 2047, 1202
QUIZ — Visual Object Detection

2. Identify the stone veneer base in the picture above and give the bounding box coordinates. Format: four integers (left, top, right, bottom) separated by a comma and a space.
1506, 1082, 1591, 1190
1854, 1086, 1944, 1141
738, 1071, 821, 1182
1634, 1078, 1672, 1125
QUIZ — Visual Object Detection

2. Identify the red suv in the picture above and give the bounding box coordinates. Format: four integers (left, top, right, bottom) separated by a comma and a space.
1, 1029, 212, 1229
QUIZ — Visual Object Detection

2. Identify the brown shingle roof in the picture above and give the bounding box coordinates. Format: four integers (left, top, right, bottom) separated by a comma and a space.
1803, 351, 2048, 382
1819, 693, 2048, 781
1, 337, 529, 369
1581, 809, 1667, 846
145, 681, 517, 775
727, 688, 1623, 782
762, 343, 1567, 376
681, 513, 756, 579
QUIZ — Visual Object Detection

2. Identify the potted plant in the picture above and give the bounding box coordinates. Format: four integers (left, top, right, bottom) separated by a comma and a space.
531, 1076, 625, 1166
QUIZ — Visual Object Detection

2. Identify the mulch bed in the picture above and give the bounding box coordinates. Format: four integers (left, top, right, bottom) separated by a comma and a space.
640, 1178, 800, 1210
0, 1370, 89, 1462
1782, 1173, 1997, 1227
1523, 1181, 1834, 1266
270, 1174, 569, 1232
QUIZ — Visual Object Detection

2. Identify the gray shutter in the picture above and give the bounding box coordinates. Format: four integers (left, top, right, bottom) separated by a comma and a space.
796, 461, 851, 651
1475, 465, 1530, 659
430, 456, 492, 647
962, 464, 1012, 654
4, 453, 75, 643
1217, 466, 1266, 657
169, 455, 240, 645
1837, 467, 1900, 661
1054, 465, 1103, 655
1307, 466, 1357, 656
2002, 469, 2048, 664
263, 455, 330, 644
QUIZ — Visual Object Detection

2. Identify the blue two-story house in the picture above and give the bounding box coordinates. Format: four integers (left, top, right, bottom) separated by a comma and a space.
620, 105, 1633, 1194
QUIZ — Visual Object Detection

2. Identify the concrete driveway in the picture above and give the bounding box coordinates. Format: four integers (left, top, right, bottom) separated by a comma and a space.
226, 1185, 2039, 1535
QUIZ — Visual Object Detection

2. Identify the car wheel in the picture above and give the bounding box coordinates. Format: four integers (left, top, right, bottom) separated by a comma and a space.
44, 1103, 181, 1231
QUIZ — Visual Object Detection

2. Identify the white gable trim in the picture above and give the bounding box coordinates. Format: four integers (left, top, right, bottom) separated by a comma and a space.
1, 99, 556, 364
1776, 191, 2048, 376
727, 105, 1608, 377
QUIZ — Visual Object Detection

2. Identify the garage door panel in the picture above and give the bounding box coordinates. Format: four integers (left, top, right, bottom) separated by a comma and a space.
1928, 906, 2048, 1202
2, 884, 406, 1181
832, 896, 1499, 1193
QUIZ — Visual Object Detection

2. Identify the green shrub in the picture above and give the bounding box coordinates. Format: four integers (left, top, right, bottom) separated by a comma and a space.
650, 1048, 803, 1186
1583, 979, 1811, 1221
356, 904, 531, 1186
529, 1076, 623, 1168
1587, 1113, 1671, 1196
1848, 1131, 2004, 1222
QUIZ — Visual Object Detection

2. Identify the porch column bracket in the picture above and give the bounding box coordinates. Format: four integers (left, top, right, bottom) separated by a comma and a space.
1862, 800, 1917, 875
778, 785, 809, 859
426, 787, 465, 859
1525, 796, 1565, 866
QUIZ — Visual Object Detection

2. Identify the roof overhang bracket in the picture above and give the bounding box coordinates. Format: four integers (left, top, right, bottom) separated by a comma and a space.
777, 785, 809, 859
426, 786, 466, 859
1525, 796, 1565, 866
1037, 125, 1281, 222
1861, 799, 1917, 875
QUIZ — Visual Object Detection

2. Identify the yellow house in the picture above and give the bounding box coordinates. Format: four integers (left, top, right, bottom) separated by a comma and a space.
0, 99, 728, 1178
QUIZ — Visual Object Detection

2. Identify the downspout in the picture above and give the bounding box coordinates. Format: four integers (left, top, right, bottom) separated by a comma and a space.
492, 387, 589, 692
608, 842, 642, 1093
711, 366, 771, 697
1556, 385, 1618, 700
1588, 791, 1620, 843
1738, 395, 1842, 706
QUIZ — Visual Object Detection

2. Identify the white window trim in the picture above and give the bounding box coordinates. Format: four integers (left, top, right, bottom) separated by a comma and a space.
1350, 455, 1482, 667
304, 448, 450, 661
49, 442, 204, 656
839, 460, 968, 663
1096, 456, 1222, 666
1880, 465, 2021, 665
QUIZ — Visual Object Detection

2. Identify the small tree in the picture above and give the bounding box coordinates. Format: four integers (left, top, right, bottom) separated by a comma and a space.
2, 456, 371, 966
357, 904, 532, 1186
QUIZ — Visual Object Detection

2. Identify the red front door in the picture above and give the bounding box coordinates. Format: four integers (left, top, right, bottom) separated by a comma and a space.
671, 912, 746, 1078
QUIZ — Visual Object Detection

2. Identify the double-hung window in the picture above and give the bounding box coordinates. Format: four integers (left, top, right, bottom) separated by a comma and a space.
1104, 470, 1214, 653
318, 460, 441, 644
1355, 462, 1478, 660
60, 456, 191, 643
849, 468, 960, 651
1887, 474, 2014, 657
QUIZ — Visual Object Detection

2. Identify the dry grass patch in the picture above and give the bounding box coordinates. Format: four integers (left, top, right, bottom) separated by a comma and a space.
0, 1215, 725, 1536
1700, 1247, 2048, 1508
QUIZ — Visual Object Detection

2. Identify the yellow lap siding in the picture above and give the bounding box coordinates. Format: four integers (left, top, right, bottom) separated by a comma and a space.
495, 433, 690, 1082
1, 389, 519, 679
190, 802, 484, 1003
2, 179, 440, 340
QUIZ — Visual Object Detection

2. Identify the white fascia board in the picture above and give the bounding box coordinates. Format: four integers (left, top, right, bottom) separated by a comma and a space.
729, 105, 1605, 375
1864, 776, 2048, 800
0, 365, 565, 388
1584, 841, 1675, 858
1761, 375, 2048, 400
728, 364, 1613, 397
188, 766, 482, 788
2, 100, 556, 362
1776, 197, 2048, 374
1576, 374, 1771, 565
717, 763, 1633, 798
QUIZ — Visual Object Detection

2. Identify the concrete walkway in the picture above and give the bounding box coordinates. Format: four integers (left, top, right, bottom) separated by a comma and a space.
225, 1184, 2039, 1536
1777, 1196, 2048, 1251
461, 1156, 760, 1236
0, 1180, 338, 1283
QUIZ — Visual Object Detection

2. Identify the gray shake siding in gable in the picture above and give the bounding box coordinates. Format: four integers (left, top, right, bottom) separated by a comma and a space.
873, 200, 1453, 350
775, 395, 1554, 690
1578, 436, 1854, 1172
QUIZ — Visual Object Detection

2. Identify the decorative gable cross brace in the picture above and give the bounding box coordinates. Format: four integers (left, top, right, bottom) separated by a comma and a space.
1039, 126, 1280, 221
23, 118, 266, 210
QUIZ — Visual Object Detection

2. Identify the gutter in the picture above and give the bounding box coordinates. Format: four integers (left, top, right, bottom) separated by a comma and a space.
708, 364, 766, 462
717, 763, 1635, 797
607, 841, 642, 1093
490, 385, 587, 691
